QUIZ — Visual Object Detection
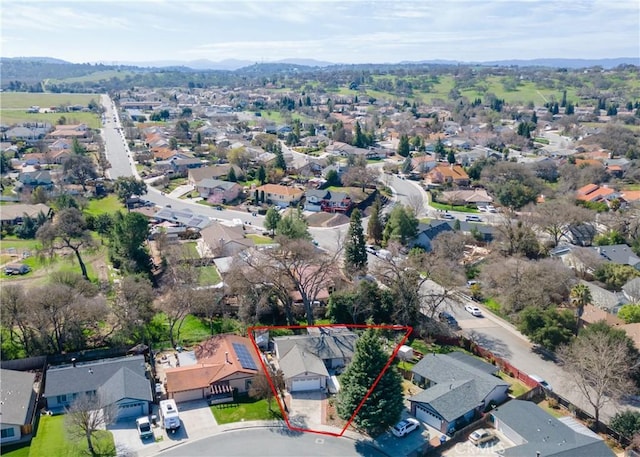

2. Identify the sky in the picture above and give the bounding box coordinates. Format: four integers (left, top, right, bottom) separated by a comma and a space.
2, 0, 639, 65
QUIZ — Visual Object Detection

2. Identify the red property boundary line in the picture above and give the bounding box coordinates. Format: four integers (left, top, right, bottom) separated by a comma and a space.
247, 323, 413, 437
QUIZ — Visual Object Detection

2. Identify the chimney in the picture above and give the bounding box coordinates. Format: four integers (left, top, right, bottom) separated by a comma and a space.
225, 352, 230, 364
71, 358, 77, 368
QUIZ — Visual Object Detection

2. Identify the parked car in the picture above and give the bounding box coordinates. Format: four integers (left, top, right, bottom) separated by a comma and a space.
438, 311, 459, 329
469, 428, 494, 446
465, 215, 482, 222
365, 245, 377, 254
442, 213, 455, 220
530, 374, 553, 391
465, 304, 482, 316
391, 417, 420, 437
136, 416, 154, 440
5, 264, 30, 275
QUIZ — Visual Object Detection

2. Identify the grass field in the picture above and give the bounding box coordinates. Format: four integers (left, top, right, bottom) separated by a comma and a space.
0, 92, 98, 109
211, 397, 282, 424
84, 195, 124, 217
0, 111, 101, 129
47, 70, 136, 84
245, 234, 273, 244
198, 265, 221, 285
29, 415, 115, 457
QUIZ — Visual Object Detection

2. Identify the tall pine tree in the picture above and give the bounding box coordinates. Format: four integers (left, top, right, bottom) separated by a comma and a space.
337, 329, 404, 436
367, 195, 383, 245
397, 134, 410, 157
344, 209, 368, 275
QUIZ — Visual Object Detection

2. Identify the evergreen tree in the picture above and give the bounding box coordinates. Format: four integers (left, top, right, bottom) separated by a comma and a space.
447, 150, 456, 165
264, 207, 281, 235
434, 138, 446, 159
401, 156, 413, 174
258, 165, 267, 186
561, 90, 567, 108
337, 329, 404, 436
274, 147, 287, 170
531, 111, 538, 124
397, 134, 410, 157
276, 210, 310, 240
227, 167, 237, 182
353, 121, 365, 148
344, 209, 368, 275
367, 195, 384, 244
383, 205, 418, 246
565, 102, 575, 115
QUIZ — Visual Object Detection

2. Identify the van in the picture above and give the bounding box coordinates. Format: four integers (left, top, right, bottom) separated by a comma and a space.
159, 399, 181, 432
530, 374, 553, 391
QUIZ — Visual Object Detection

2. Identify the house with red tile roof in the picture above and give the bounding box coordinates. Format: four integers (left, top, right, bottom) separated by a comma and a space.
575, 183, 618, 203
164, 334, 261, 404
425, 164, 469, 186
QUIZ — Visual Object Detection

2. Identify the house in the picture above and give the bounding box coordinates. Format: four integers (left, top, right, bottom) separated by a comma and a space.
48, 123, 89, 138
43, 355, 153, 420
0, 369, 37, 444
197, 221, 255, 258
196, 179, 242, 204
592, 244, 640, 270
152, 207, 211, 230
304, 189, 329, 212
408, 352, 509, 434
622, 277, 640, 303
425, 164, 470, 187
412, 220, 494, 251
164, 334, 261, 403
0, 203, 51, 225
256, 184, 304, 207
187, 165, 243, 186
575, 183, 618, 203
579, 304, 624, 327
491, 400, 615, 456
579, 280, 627, 314
438, 189, 493, 206
273, 329, 358, 392
16, 170, 53, 191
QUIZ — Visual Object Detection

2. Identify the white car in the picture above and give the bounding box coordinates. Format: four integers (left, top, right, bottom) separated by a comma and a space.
469, 428, 494, 446
465, 304, 482, 316
391, 417, 420, 437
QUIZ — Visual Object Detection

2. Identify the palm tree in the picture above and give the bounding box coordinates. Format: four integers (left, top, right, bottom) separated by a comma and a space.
570, 283, 592, 333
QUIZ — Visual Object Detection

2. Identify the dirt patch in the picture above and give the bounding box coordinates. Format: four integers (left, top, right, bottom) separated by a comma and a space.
323, 396, 349, 429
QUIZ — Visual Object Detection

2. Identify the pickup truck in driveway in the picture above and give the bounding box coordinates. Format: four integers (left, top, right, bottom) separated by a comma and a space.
136, 416, 154, 440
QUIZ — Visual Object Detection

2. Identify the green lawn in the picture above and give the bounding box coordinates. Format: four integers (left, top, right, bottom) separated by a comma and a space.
0, 111, 101, 129
245, 234, 273, 245
497, 371, 530, 397
211, 396, 283, 424
182, 242, 200, 258
0, 236, 43, 253
85, 195, 124, 217
198, 265, 221, 285
0, 443, 30, 457
29, 415, 115, 457
429, 201, 478, 213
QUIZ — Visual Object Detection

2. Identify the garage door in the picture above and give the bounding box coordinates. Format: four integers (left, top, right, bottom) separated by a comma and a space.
415, 404, 442, 430
173, 389, 204, 403
291, 377, 321, 392
117, 402, 144, 419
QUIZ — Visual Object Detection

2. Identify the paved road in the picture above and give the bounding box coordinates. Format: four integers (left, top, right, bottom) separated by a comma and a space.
159, 427, 389, 457
101, 94, 134, 179
445, 294, 635, 422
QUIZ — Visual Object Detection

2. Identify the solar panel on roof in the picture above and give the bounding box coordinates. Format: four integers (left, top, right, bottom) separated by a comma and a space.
232, 343, 258, 371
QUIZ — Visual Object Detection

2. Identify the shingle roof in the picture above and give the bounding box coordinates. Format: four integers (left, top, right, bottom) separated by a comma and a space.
44, 356, 148, 399
98, 367, 153, 404
278, 345, 329, 379
0, 369, 36, 426
274, 332, 358, 363
492, 400, 615, 457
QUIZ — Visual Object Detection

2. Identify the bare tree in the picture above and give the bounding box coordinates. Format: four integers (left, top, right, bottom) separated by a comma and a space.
249, 370, 285, 412
65, 393, 117, 457
111, 274, 156, 343
529, 199, 593, 247
493, 212, 541, 258
557, 323, 637, 425
405, 192, 425, 218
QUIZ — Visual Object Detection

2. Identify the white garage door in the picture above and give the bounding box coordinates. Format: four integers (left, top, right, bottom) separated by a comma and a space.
173, 389, 204, 403
117, 402, 144, 419
291, 377, 321, 392
415, 404, 442, 430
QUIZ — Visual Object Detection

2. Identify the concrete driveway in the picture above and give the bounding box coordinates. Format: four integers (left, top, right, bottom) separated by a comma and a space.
108, 418, 156, 457
287, 391, 325, 429
374, 410, 431, 457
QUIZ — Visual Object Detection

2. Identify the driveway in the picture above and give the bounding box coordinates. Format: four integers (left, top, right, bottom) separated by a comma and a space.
374, 410, 431, 457
287, 391, 325, 429
108, 418, 156, 457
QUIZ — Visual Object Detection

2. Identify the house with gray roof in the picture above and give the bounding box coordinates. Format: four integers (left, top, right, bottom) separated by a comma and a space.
195, 178, 241, 204
412, 220, 494, 251
274, 330, 358, 392
491, 400, 615, 456
579, 280, 627, 314
0, 369, 37, 444
623, 277, 640, 303
43, 355, 152, 420
408, 352, 509, 434
153, 207, 211, 230
592, 244, 640, 270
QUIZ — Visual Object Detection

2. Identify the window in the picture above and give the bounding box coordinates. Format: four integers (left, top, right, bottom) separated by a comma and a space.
56, 394, 67, 403
245, 379, 253, 391
1, 428, 16, 439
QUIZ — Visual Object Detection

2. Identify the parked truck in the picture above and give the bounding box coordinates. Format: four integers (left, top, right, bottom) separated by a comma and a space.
136, 416, 154, 440
159, 399, 181, 432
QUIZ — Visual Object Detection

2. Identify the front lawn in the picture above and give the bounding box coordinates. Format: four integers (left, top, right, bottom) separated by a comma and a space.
29, 415, 115, 457
429, 201, 478, 213
211, 396, 283, 424
84, 195, 124, 217
497, 371, 530, 397
245, 234, 273, 244
0, 443, 30, 457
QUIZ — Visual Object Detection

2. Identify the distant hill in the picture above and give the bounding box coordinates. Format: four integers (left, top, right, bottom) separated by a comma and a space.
403, 57, 639, 69
3, 56, 71, 65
